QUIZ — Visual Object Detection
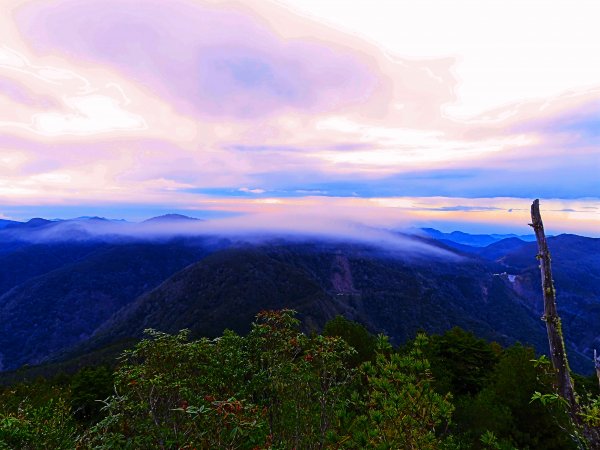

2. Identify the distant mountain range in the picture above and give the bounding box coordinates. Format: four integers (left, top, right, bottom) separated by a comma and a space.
142, 213, 203, 223
0, 216, 598, 375
419, 227, 537, 247
0, 219, 20, 229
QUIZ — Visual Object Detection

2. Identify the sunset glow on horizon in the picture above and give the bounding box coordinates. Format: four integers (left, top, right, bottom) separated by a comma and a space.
1, 0, 599, 235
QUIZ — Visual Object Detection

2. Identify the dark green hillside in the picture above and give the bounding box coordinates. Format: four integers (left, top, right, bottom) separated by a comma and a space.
0, 240, 211, 371
421, 233, 600, 372
2, 232, 597, 375
264, 243, 548, 350
88, 248, 343, 346
82, 243, 551, 371
476, 237, 529, 261
0, 242, 107, 296
0, 338, 134, 386
498, 234, 600, 362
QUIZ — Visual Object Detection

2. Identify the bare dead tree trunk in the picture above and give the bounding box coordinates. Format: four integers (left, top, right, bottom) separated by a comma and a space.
530, 199, 600, 448
530, 199, 577, 408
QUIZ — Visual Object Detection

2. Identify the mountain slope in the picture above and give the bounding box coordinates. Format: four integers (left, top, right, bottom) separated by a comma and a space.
142, 214, 203, 223
420, 228, 535, 247
0, 242, 108, 296
262, 243, 548, 349
0, 240, 210, 371
476, 237, 529, 261
88, 248, 342, 347
418, 232, 600, 371
497, 234, 600, 360
2, 230, 597, 375
83, 243, 555, 368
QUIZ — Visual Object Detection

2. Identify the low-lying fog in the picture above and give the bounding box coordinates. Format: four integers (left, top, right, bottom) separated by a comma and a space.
0, 212, 460, 260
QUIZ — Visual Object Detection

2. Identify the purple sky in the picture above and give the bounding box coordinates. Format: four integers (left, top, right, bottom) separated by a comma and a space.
0, 0, 598, 234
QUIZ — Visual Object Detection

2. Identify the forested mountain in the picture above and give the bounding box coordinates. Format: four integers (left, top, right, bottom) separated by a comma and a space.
446, 234, 600, 366
0, 238, 214, 370
73, 242, 549, 371
0, 217, 598, 376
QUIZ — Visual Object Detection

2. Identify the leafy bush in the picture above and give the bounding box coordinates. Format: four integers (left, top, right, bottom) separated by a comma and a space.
0, 396, 76, 449
0, 311, 583, 448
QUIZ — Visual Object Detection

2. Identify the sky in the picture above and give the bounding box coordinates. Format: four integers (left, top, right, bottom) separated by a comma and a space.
0, 0, 599, 235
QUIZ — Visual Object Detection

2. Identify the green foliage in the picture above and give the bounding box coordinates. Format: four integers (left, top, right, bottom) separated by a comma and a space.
323, 315, 377, 366
245, 309, 356, 448
344, 333, 454, 449
579, 395, 600, 427
70, 365, 114, 423
530, 391, 567, 407
458, 344, 575, 449
0, 311, 591, 449
75, 310, 452, 449
530, 355, 600, 447
421, 329, 578, 449
80, 310, 358, 448
426, 327, 499, 396
0, 395, 76, 449
80, 328, 265, 449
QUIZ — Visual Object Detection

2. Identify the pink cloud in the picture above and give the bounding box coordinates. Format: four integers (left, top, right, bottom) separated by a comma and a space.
14, 0, 374, 118
0, 75, 58, 108
13, 0, 455, 124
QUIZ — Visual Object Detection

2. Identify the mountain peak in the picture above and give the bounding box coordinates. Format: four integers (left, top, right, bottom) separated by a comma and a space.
3, 218, 52, 229
143, 214, 202, 223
